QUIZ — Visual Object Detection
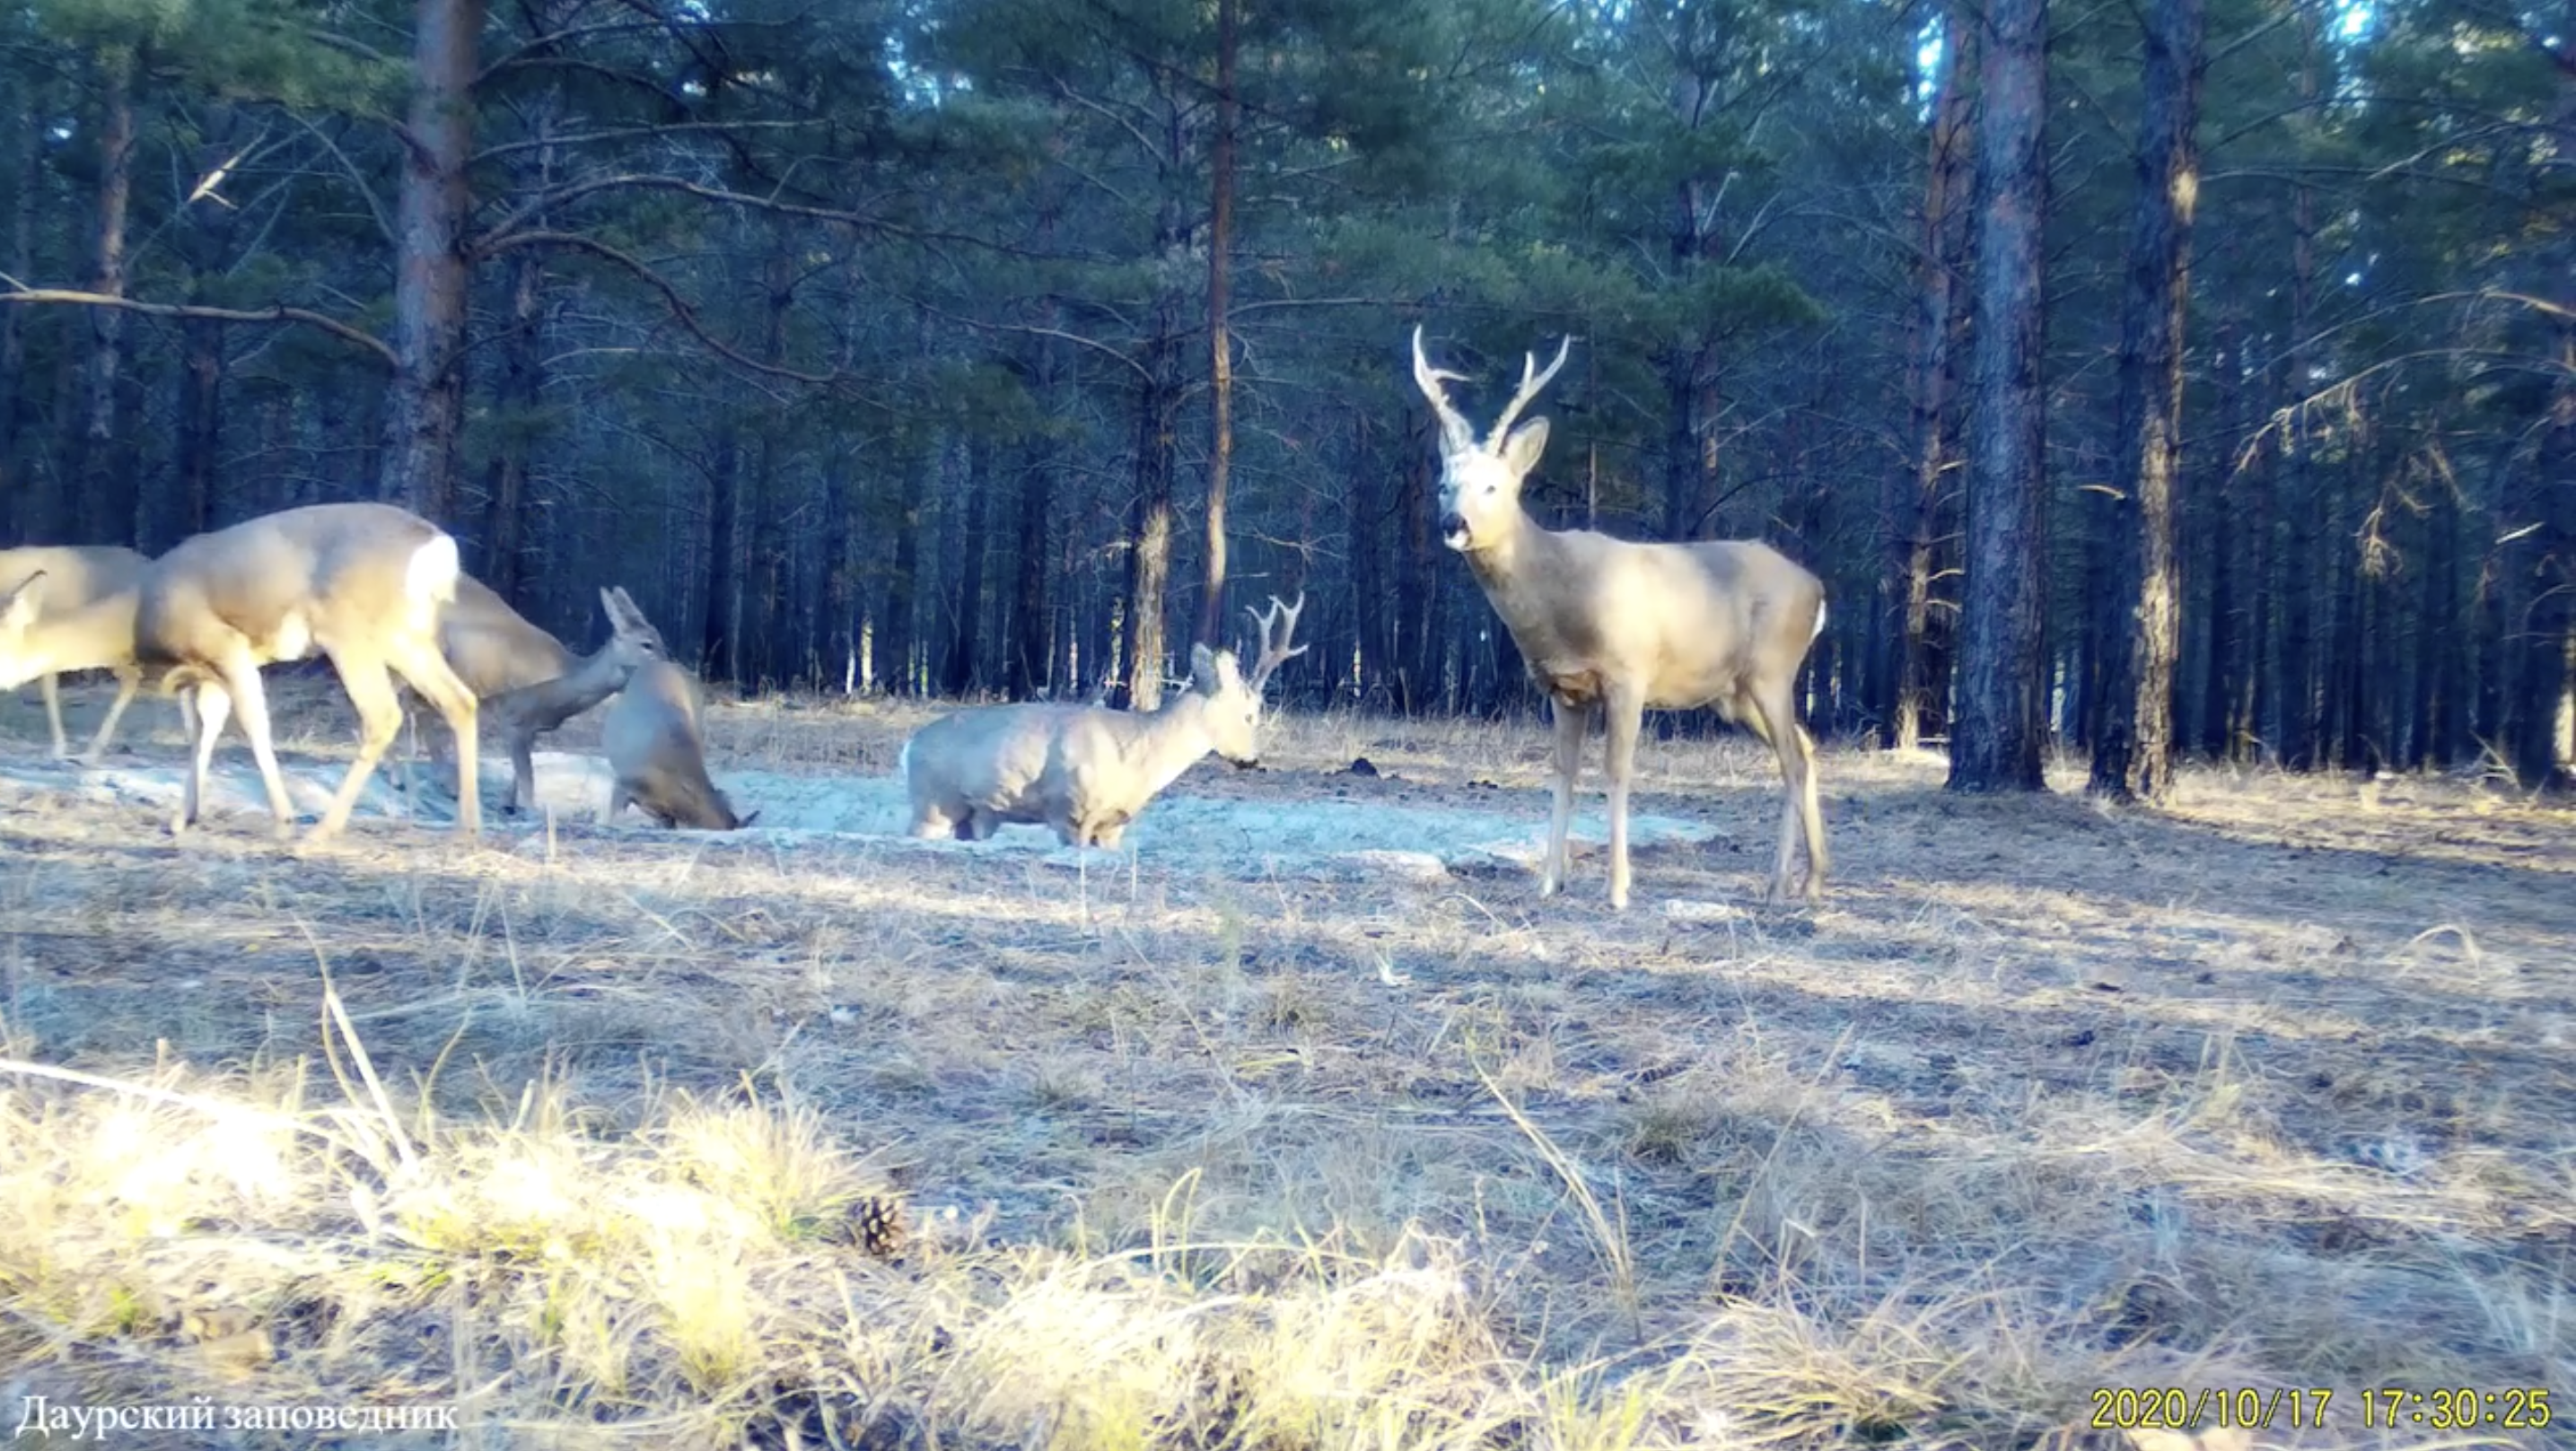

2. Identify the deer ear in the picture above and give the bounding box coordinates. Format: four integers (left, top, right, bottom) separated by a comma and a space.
1190, 642, 1221, 691
1499, 417, 1550, 479
0, 573, 44, 630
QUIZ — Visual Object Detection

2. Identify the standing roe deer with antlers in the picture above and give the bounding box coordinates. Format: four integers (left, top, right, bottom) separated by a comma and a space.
435, 576, 669, 812
0, 545, 173, 764
136, 502, 482, 842
902, 595, 1308, 848
1411, 328, 1828, 908
600, 659, 758, 830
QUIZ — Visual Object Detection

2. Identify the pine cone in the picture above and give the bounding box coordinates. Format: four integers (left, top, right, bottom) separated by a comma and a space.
842, 1194, 908, 1258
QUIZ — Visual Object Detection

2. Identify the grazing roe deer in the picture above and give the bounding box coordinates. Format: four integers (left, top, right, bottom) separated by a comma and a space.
436, 577, 668, 812
136, 502, 482, 842
0, 545, 167, 763
600, 659, 756, 830
1411, 328, 1828, 907
903, 595, 1307, 848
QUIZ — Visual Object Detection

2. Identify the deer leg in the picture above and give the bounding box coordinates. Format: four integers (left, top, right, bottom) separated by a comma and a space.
1751, 686, 1827, 903
211, 653, 300, 839
39, 672, 68, 758
1541, 697, 1587, 897
305, 651, 404, 842
388, 640, 482, 837
74, 664, 142, 766
1047, 810, 1082, 848
498, 699, 540, 815
1793, 723, 1828, 897
1602, 686, 1645, 911
175, 680, 232, 835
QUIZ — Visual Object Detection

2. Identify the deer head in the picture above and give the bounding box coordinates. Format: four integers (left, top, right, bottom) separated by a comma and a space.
596, 585, 670, 678
1411, 327, 1573, 554
1187, 592, 1307, 767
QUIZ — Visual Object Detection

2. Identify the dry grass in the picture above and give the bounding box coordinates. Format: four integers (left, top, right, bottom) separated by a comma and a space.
0, 678, 2569, 1449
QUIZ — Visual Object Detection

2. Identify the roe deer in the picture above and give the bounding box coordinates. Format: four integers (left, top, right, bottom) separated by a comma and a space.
902, 595, 1306, 847
0, 545, 183, 764
136, 502, 481, 842
600, 659, 756, 830
1411, 328, 1828, 907
435, 576, 668, 812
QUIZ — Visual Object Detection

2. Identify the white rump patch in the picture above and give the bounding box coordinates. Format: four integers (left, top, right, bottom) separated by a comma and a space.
1811, 598, 1827, 642
407, 534, 462, 633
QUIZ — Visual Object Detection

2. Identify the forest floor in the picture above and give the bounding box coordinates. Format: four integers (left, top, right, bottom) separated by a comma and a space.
0, 678, 2569, 1450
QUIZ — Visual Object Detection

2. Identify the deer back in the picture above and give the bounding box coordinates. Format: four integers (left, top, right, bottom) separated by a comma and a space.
0, 546, 148, 610
603, 660, 752, 830
0, 547, 151, 686
136, 503, 457, 669
439, 575, 577, 697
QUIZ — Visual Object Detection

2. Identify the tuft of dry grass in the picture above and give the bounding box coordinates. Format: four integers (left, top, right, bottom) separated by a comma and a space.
0, 678, 2568, 1447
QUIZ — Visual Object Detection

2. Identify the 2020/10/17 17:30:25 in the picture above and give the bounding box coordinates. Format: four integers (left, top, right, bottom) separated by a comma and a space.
2363, 1386, 2550, 1430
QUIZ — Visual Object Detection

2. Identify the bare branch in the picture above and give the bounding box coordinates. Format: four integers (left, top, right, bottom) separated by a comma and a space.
474, 118, 814, 163
475, 232, 838, 385
0, 283, 395, 370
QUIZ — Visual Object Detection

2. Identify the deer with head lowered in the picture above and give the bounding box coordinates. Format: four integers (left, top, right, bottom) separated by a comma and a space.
136, 502, 483, 842
0, 545, 186, 764
902, 595, 1307, 848
1411, 328, 1828, 907
434, 575, 669, 813
600, 659, 757, 830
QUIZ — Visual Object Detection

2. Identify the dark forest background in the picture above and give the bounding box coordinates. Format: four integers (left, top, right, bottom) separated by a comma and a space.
0, 0, 2568, 798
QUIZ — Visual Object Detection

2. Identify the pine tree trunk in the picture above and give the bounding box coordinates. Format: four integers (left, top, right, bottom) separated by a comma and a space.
1948, 0, 2052, 793
1006, 444, 1053, 698
882, 433, 926, 695
2271, 15, 2321, 768
173, 317, 223, 548
380, 0, 487, 522
2196, 320, 2245, 756
1117, 177, 1187, 711
748, 244, 794, 689
2517, 328, 2576, 791
79, 46, 137, 546
820, 433, 856, 691
1196, 0, 1239, 649
701, 419, 741, 678
0, 70, 43, 539
479, 247, 544, 604
2419, 482, 2460, 765
1883, 0, 1976, 751
942, 440, 991, 695
2090, 0, 2203, 801
1395, 415, 1435, 712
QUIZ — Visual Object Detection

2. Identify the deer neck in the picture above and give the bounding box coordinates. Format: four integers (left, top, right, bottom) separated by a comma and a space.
1461, 506, 1570, 639
500, 639, 633, 729
1123, 693, 1222, 797
4, 592, 136, 681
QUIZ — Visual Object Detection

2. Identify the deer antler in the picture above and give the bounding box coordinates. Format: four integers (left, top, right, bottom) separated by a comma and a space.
1243, 591, 1309, 694
1409, 326, 1477, 456
1485, 336, 1573, 451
